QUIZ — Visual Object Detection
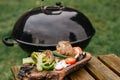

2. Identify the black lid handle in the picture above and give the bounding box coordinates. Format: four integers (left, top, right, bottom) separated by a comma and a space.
41, 1, 63, 15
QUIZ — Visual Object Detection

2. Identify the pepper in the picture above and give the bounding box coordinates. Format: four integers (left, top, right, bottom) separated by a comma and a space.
42, 61, 56, 70
52, 51, 69, 58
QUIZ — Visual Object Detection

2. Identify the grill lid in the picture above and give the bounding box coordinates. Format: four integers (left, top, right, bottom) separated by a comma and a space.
11, 6, 95, 45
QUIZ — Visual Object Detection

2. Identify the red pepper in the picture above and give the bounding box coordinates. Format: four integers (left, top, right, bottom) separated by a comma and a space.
73, 47, 83, 54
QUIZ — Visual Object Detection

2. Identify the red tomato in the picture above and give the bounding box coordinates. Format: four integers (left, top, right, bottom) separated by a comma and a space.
73, 47, 83, 54
65, 58, 76, 64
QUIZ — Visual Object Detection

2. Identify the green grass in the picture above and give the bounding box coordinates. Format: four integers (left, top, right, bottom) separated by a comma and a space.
0, 0, 120, 79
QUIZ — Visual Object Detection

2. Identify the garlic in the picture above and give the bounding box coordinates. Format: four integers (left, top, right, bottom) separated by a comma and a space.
55, 60, 70, 70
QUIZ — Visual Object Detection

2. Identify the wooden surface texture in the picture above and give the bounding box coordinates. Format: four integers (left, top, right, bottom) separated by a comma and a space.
11, 54, 120, 80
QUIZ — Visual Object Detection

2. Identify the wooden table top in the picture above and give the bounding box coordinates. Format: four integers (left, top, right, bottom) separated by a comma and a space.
11, 54, 120, 80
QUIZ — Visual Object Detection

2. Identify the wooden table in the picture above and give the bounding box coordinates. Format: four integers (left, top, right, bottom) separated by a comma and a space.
11, 54, 120, 80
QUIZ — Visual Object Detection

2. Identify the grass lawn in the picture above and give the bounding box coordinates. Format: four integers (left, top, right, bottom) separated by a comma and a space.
0, 0, 120, 79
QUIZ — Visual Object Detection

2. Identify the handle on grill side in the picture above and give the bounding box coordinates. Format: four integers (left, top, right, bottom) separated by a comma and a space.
2, 37, 15, 46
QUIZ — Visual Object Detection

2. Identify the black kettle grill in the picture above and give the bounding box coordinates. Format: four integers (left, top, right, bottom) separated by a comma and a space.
2, 3, 95, 53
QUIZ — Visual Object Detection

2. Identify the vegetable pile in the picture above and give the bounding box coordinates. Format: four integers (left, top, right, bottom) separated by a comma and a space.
22, 41, 86, 71
23, 50, 56, 71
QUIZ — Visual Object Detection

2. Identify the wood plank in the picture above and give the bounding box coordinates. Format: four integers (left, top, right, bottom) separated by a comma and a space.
98, 54, 120, 76
11, 66, 20, 80
11, 66, 83, 80
69, 68, 95, 80
85, 56, 120, 80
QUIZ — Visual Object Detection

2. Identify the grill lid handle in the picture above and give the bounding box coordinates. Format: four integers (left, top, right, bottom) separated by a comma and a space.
41, 2, 63, 15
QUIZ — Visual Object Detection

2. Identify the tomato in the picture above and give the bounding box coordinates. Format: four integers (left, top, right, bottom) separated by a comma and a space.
73, 47, 83, 54
65, 58, 76, 64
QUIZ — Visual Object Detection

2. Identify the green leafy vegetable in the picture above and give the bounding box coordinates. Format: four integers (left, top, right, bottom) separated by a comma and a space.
22, 57, 34, 64
31, 52, 46, 71
22, 51, 56, 71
